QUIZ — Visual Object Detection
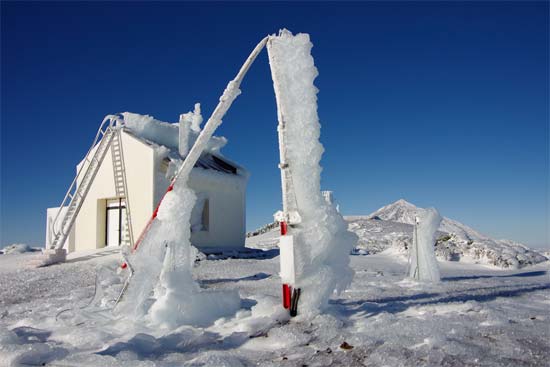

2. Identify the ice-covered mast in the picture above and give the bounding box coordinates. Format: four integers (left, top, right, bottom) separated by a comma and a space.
266, 30, 357, 316
173, 37, 269, 182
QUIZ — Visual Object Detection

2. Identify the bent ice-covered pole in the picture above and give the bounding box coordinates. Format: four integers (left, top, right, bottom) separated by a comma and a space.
266, 35, 303, 316
115, 36, 269, 305
128, 36, 268, 255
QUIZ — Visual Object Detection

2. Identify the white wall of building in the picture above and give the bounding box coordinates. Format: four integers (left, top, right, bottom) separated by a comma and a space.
66, 129, 246, 253
190, 170, 246, 249
154, 157, 248, 250
73, 131, 155, 251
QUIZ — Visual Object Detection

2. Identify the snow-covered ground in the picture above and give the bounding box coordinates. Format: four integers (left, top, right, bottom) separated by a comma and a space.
1, 237, 549, 366
249, 199, 548, 270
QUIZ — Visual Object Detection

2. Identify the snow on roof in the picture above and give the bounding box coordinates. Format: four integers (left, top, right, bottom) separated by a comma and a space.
121, 111, 228, 153
122, 127, 242, 176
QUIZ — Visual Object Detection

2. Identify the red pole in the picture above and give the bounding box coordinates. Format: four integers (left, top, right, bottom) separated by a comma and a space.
131, 182, 174, 252
282, 284, 292, 309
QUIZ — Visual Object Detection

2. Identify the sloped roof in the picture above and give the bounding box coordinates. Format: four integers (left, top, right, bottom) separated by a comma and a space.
123, 128, 240, 176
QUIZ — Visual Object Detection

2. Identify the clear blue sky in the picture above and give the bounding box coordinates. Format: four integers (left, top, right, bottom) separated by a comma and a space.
1, 2, 548, 249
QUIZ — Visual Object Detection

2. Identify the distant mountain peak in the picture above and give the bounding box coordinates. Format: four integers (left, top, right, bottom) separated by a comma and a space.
368, 199, 487, 242
358, 198, 548, 268
368, 199, 420, 225
394, 198, 415, 206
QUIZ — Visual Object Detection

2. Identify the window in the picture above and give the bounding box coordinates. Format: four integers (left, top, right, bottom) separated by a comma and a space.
201, 199, 209, 231
190, 194, 209, 232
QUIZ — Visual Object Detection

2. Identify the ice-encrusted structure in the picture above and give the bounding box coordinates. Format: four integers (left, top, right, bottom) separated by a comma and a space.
118, 30, 356, 324
116, 106, 241, 328
148, 183, 241, 328
117, 178, 241, 329
122, 108, 227, 155
267, 30, 358, 314
408, 208, 442, 282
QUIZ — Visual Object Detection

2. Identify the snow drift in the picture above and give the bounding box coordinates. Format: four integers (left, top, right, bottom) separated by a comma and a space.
1, 244, 35, 255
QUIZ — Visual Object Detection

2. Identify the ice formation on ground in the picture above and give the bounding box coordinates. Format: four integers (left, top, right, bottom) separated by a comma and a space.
1, 241, 549, 366
267, 30, 358, 315
408, 208, 442, 282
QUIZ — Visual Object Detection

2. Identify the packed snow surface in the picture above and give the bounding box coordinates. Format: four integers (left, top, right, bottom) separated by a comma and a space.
1, 243, 548, 366
267, 29, 357, 314
407, 208, 442, 282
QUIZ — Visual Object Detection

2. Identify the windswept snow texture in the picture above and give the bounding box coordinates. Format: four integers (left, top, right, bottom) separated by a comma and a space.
267, 30, 358, 314
408, 208, 442, 282
349, 199, 547, 269
122, 112, 180, 150
1, 244, 549, 366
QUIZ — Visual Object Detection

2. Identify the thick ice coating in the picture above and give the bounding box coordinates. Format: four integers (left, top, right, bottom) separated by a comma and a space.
117, 108, 241, 328
408, 207, 442, 282
149, 183, 241, 328
267, 30, 358, 314
117, 176, 241, 328
122, 109, 227, 156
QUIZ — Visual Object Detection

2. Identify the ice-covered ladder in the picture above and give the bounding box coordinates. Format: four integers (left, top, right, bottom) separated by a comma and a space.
49, 116, 122, 252
111, 129, 134, 246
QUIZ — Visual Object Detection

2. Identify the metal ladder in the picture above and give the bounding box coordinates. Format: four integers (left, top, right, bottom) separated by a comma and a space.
111, 129, 134, 246
50, 116, 120, 250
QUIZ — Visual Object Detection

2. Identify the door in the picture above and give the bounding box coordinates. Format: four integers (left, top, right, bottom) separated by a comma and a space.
106, 198, 127, 247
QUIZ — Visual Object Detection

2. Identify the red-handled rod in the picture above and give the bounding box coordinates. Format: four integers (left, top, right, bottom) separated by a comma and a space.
132, 183, 174, 252
120, 182, 174, 269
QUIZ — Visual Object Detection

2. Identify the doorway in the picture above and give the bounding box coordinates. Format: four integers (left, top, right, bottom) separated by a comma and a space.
106, 198, 127, 247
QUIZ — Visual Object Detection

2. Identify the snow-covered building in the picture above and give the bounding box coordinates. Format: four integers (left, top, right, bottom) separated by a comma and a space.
46, 106, 248, 253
